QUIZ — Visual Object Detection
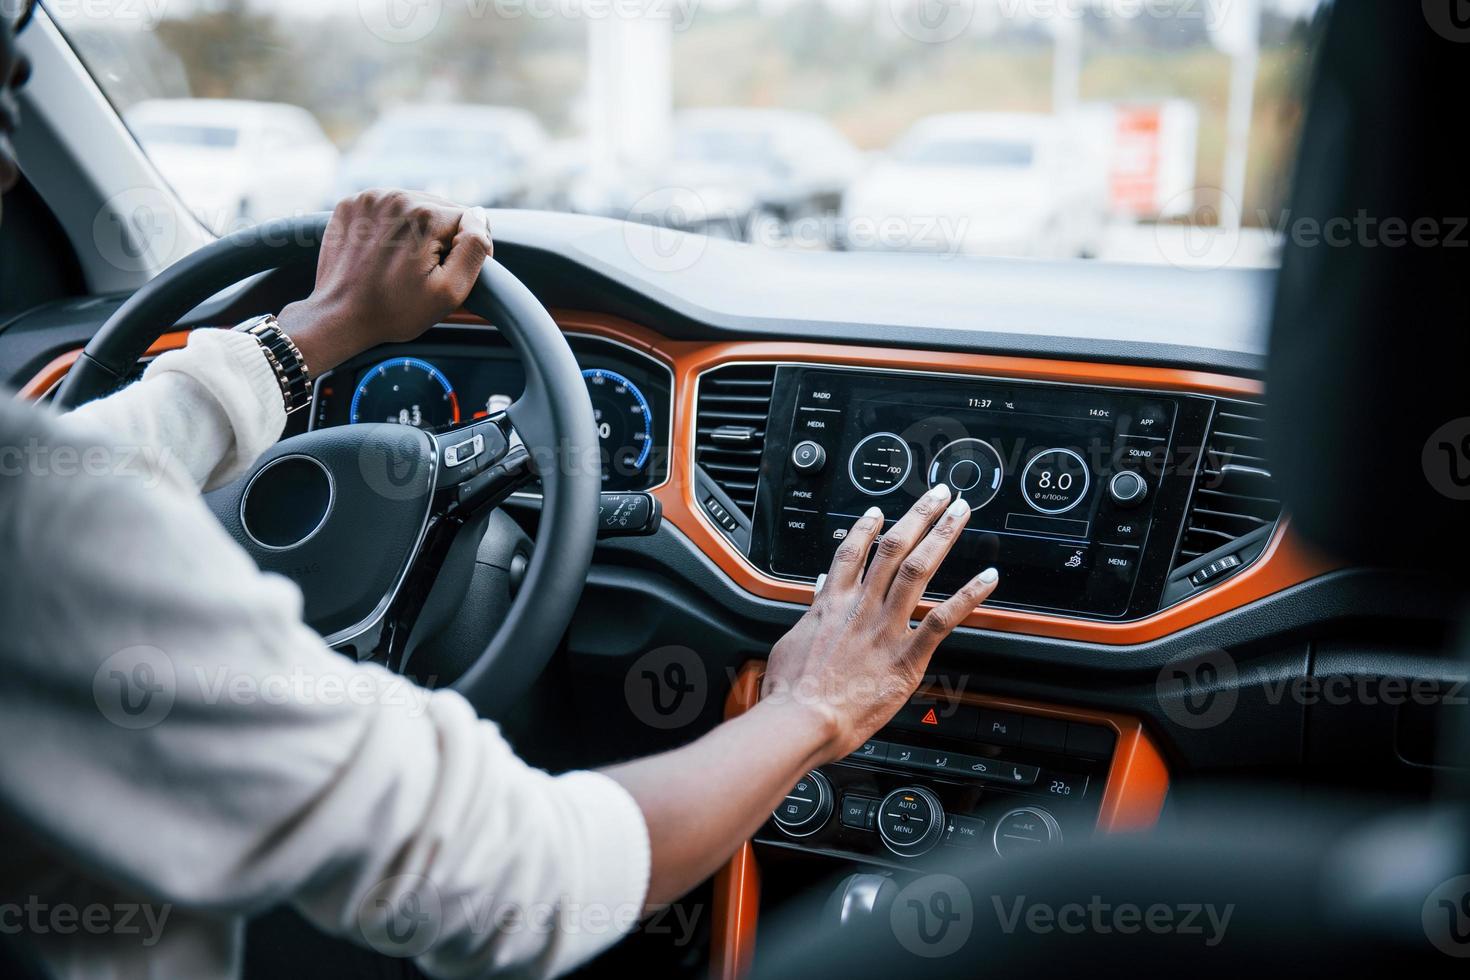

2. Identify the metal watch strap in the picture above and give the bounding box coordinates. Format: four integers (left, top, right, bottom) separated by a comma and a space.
234, 314, 312, 415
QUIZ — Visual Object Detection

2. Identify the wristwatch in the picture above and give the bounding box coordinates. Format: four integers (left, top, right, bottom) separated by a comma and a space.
234, 314, 312, 415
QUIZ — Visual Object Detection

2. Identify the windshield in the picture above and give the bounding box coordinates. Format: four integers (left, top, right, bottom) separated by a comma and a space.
674, 129, 773, 168
50, 0, 1324, 267
129, 122, 240, 149
358, 125, 509, 159
896, 138, 1037, 169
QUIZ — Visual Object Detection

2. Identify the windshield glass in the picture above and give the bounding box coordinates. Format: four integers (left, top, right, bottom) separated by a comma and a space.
129, 122, 240, 149
49, 0, 1324, 266
897, 138, 1037, 169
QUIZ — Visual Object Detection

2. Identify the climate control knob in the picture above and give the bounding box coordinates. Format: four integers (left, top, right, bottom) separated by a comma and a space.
877, 786, 945, 857
773, 770, 833, 837
992, 805, 1062, 858
1107, 470, 1149, 508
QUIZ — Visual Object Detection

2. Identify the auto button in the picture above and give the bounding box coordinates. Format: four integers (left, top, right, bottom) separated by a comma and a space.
877, 786, 945, 857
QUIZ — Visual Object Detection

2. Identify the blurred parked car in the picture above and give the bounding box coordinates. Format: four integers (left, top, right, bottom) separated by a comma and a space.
126, 99, 340, 235
570, 108, 862, 245
338, 105, 550, 209
841, 112, 1108, 258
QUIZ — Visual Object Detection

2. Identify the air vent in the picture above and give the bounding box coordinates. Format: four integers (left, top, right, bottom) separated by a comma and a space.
1174, 400, 1283, 564
695, 364, 777, 518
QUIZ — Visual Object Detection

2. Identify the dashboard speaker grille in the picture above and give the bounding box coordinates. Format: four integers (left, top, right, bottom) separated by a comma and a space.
695, 364, 777, 518
1174, 399, 1282, 565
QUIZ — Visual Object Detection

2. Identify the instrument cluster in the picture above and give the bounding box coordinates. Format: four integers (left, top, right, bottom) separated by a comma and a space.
310, 328, 673, 492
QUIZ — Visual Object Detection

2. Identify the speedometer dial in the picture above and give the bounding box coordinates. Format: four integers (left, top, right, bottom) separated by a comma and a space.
583, 368, 653, 489
350, 357, 461, 431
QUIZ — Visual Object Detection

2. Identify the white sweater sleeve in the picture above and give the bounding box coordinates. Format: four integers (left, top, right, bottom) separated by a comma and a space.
59, 327, 288, 493
0, 334, 651, 978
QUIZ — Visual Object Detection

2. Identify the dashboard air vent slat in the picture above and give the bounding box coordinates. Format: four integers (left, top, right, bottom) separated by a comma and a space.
1174, 400, 1283, 566
696, 364, 777, 518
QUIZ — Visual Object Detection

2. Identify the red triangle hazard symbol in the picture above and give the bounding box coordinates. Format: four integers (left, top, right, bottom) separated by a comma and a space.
920, 707, 939, 726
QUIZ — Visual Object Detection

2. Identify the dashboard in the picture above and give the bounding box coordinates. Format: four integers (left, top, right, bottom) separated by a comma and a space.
308, 328, 673, 492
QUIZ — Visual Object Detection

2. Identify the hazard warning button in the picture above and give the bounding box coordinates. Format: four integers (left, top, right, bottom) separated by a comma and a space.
889, 700, 980, 740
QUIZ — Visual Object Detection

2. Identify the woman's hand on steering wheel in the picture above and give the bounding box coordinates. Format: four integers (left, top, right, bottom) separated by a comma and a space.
276, 191, 494, 376
760, 484, 1000, 760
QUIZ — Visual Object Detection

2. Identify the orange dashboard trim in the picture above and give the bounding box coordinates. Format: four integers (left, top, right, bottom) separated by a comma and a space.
710, 662, 1169, 979
15, 331, 193, 400
709, 666, 766, 980
19, 312, 1335, 645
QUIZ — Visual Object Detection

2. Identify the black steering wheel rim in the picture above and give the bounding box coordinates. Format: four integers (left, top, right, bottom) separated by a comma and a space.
53, 213, 601, 719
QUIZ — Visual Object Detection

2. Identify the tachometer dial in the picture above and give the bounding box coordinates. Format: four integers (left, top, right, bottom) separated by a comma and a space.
350, 357, 461, 431
583, 368, 653, 487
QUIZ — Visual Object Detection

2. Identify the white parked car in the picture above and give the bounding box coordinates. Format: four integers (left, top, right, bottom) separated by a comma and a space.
126, 99, 340, 235
338, 105, 550, 209
570, 108, 862, 245
841, 113, 1108, 258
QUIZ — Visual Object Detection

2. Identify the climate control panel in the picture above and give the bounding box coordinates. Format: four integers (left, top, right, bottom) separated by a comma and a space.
760, 695, 1114, 868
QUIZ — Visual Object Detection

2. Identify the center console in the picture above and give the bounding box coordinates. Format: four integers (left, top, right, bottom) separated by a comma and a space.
712, 665, 1170, 979
748, 366, 1215, 620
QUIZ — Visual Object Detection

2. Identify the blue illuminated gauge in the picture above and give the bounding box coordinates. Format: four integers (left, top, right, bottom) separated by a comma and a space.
582, 368, 653, 486
350, 357, 461, 431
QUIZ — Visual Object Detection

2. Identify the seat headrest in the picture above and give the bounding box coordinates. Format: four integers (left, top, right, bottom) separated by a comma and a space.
1268, 0, 1469, 577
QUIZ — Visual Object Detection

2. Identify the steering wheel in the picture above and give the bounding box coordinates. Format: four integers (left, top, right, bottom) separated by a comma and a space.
53, 214, 601, 719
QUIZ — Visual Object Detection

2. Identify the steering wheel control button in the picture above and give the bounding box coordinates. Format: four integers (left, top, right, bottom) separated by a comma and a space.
443, 432, 484, 468
1020, 448, 1091, 514
240, 455, 334, 551
840, 795, 878, 830
597, 493, 662, 538
435, 420, 508, 489
878, 787, 945, 857
993, 806, 1063, 858
943, 815, 987, 849
849, 432, 913, 495
1107, 469, 1149, 507
791, 440, 827, 474
774, 771, 833, 837
927, 438, 1004, 508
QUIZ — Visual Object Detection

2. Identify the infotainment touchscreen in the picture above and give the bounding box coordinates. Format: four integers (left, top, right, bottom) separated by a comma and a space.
756, 368, 1183, 618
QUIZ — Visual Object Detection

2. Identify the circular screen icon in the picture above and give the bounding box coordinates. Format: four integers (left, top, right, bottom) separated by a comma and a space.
1020, 448, 1091, 514
927, 438, 1004, 509
849, 432, 913, 496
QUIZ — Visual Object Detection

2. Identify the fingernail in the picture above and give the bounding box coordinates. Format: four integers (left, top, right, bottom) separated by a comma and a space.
814, 573, 828, 595
979, 567, 999, 584
864, 506, 883, 522
925, 484, 951, 501
945, 497, 970, 519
